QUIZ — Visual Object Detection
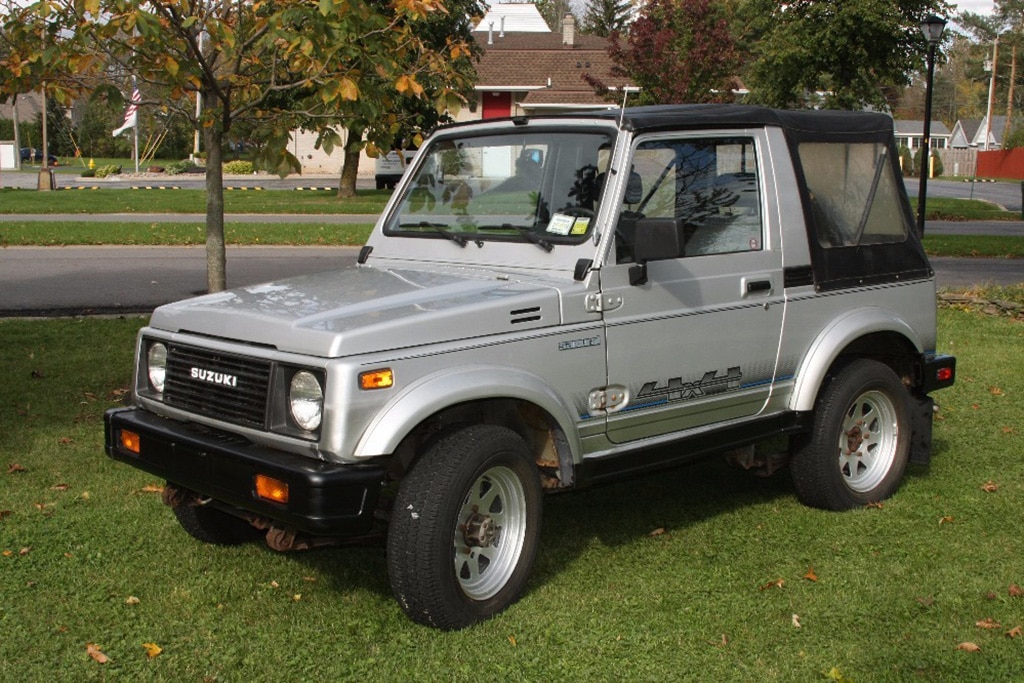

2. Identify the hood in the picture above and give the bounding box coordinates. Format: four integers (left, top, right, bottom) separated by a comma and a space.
148, 264, 562, 358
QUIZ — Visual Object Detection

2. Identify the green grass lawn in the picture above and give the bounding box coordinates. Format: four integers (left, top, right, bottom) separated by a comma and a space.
0, 221, 374, 246
0, 188, 390, 215
1, 305, 1022, 680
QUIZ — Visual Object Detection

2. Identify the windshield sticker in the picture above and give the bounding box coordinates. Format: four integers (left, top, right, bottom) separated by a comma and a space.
546, 214, 575, 235
570, 217, 590, 235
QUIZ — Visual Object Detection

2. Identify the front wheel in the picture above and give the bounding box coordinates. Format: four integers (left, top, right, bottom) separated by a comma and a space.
790, 359, 911, 510
386, 425, 542, 630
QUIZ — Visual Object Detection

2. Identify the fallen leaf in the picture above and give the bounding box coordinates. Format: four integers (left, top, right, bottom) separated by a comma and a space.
0, 510, 12, 521
939, 515, 954, 525
981, 480, 998, 493
292, 594, 302, 602
303, 576, 317, 583
976, 617, 1001, 630
86, 643, 110, 664
7, 463, 26, 474
1006, 626, 1023, 639
956, 642, 981, 652
707, 633, 729, 647
984, 591, 998, 601
507, 634, 517, 647
826, 667, 853, 683
792, 613, 802, 628
31, 369, 45, 379
270, 580, 280, 589
19, 547, 31, 556
1009, 584, 1023, 598
916, 596, 936, 607
142, 642, 162, 658
649, 527, 666, 537
139, 485, 164, 494
866, 501, 884, 509
125, 596, 140, 605
988, 386, 1005, 397
2, 550, 11, 557
1002, 426, 1015, 434
803, 566, 818, 582
58, 437, 74, 445
759, 578, 785, 591
50, 483, 70, 491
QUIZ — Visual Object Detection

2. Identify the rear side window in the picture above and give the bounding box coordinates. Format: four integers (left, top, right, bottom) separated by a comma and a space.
797, 142, 912, 248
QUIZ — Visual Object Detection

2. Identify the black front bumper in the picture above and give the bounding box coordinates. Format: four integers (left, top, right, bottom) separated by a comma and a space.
104, 407, 388, 536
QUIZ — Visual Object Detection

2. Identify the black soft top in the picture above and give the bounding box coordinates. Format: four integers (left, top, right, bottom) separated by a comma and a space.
591, 104, 895, 137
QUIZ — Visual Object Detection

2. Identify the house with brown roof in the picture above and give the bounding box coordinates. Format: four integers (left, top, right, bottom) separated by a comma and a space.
469, 10, 621, 120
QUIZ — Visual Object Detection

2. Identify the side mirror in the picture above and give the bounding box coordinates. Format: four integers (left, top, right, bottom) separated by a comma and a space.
629, 217, 686, 286
633, 217, 686, 263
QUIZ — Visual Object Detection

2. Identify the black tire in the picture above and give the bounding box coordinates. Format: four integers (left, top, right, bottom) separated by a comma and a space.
387, 425, 542, 630
790, 359, 911, 511
172, 501, 261, 545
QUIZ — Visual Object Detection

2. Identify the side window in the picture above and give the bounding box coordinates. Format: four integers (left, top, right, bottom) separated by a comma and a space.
616, 136, 762, 263
797, 142, 911, 248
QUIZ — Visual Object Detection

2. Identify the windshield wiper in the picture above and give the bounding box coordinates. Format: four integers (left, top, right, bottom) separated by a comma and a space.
499, 223, 553, 252
401, 221, 481, 248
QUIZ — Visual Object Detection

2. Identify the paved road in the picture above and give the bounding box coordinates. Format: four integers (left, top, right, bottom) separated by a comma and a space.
2, 243, 1021, 318
0, 245, 360, 317
2, 176, 1022, 316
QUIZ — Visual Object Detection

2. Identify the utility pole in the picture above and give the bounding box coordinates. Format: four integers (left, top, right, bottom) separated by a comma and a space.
986, 36, 999, 151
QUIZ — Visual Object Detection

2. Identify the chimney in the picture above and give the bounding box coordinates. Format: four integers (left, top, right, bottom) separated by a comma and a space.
488, 21, 493, 45
500, 16, 505, 37
562, 13, 575, 47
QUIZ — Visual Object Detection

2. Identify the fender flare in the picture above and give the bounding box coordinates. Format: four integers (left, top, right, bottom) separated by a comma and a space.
789, 307, 923, 412
353, 364, 583, 460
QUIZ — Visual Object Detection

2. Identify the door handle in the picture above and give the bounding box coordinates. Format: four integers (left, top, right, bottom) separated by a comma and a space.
745, 279, 772, 295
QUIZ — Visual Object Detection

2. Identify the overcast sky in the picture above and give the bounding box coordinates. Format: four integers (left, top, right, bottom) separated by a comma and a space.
954, 0, 994, 16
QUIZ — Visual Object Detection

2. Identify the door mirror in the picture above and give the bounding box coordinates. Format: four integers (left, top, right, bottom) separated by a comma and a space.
633, 217, 686, 263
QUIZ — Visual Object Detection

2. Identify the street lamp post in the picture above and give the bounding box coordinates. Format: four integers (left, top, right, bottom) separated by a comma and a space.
917, 14, 947, 236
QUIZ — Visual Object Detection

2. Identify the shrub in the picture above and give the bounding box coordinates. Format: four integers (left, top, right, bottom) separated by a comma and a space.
898, 145, 914, 176
80, 169, 96, 178
94, 164, 122, 179
164, 159, 197, 175
223, 160, 254, 174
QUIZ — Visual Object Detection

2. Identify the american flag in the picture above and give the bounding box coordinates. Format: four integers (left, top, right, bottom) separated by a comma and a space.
112, 86, 141, 137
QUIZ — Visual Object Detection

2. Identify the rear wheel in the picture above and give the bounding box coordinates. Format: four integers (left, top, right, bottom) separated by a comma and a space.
387, 425, 542, 630
790, 359, 910, 510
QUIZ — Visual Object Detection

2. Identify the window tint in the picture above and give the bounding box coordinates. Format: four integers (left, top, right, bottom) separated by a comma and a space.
616, 137, 762, 262
797, 142, 911, 249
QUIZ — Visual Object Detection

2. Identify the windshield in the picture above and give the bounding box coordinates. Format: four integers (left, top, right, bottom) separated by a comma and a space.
384, 129, 615, 248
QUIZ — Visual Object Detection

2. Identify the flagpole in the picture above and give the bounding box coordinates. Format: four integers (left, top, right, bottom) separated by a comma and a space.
134, 114, 139, 173
132, 77, 139, 173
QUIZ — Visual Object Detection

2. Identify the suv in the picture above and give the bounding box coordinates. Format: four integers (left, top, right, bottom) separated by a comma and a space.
105, 105, 956, 630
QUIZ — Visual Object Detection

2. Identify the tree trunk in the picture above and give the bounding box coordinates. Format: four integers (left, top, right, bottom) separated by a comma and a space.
204, 125, 227, 292
337, 123, 363, 198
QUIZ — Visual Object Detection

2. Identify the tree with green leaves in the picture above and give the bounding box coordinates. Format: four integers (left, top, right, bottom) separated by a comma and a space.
586, 0, 739, 105
742, 0, 952, 110
581, 0, 632, 37
1, 0, 476, 292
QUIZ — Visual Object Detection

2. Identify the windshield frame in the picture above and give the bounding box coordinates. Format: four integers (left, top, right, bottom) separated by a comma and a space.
382, 125, 618, 249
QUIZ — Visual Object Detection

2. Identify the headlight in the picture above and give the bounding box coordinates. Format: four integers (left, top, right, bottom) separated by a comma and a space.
147, 342, 168, 394
289, 370, 323, 432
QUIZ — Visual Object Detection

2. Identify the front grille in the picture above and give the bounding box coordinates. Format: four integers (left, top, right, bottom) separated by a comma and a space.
164, 344, 272, 429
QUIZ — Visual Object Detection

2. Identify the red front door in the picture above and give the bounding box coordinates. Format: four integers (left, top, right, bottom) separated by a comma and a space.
482, 92, 512, 119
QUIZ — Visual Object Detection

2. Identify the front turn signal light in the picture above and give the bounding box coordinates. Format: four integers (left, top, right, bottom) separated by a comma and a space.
359, 368, 394, 390
255, 474, 289, 505
120, 429, 141, 455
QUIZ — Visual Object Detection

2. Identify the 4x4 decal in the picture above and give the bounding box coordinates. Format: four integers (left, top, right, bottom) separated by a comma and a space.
637, 367, 743, 404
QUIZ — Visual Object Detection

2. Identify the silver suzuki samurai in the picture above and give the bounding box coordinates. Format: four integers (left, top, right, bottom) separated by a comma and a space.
105, 104, 956, 629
